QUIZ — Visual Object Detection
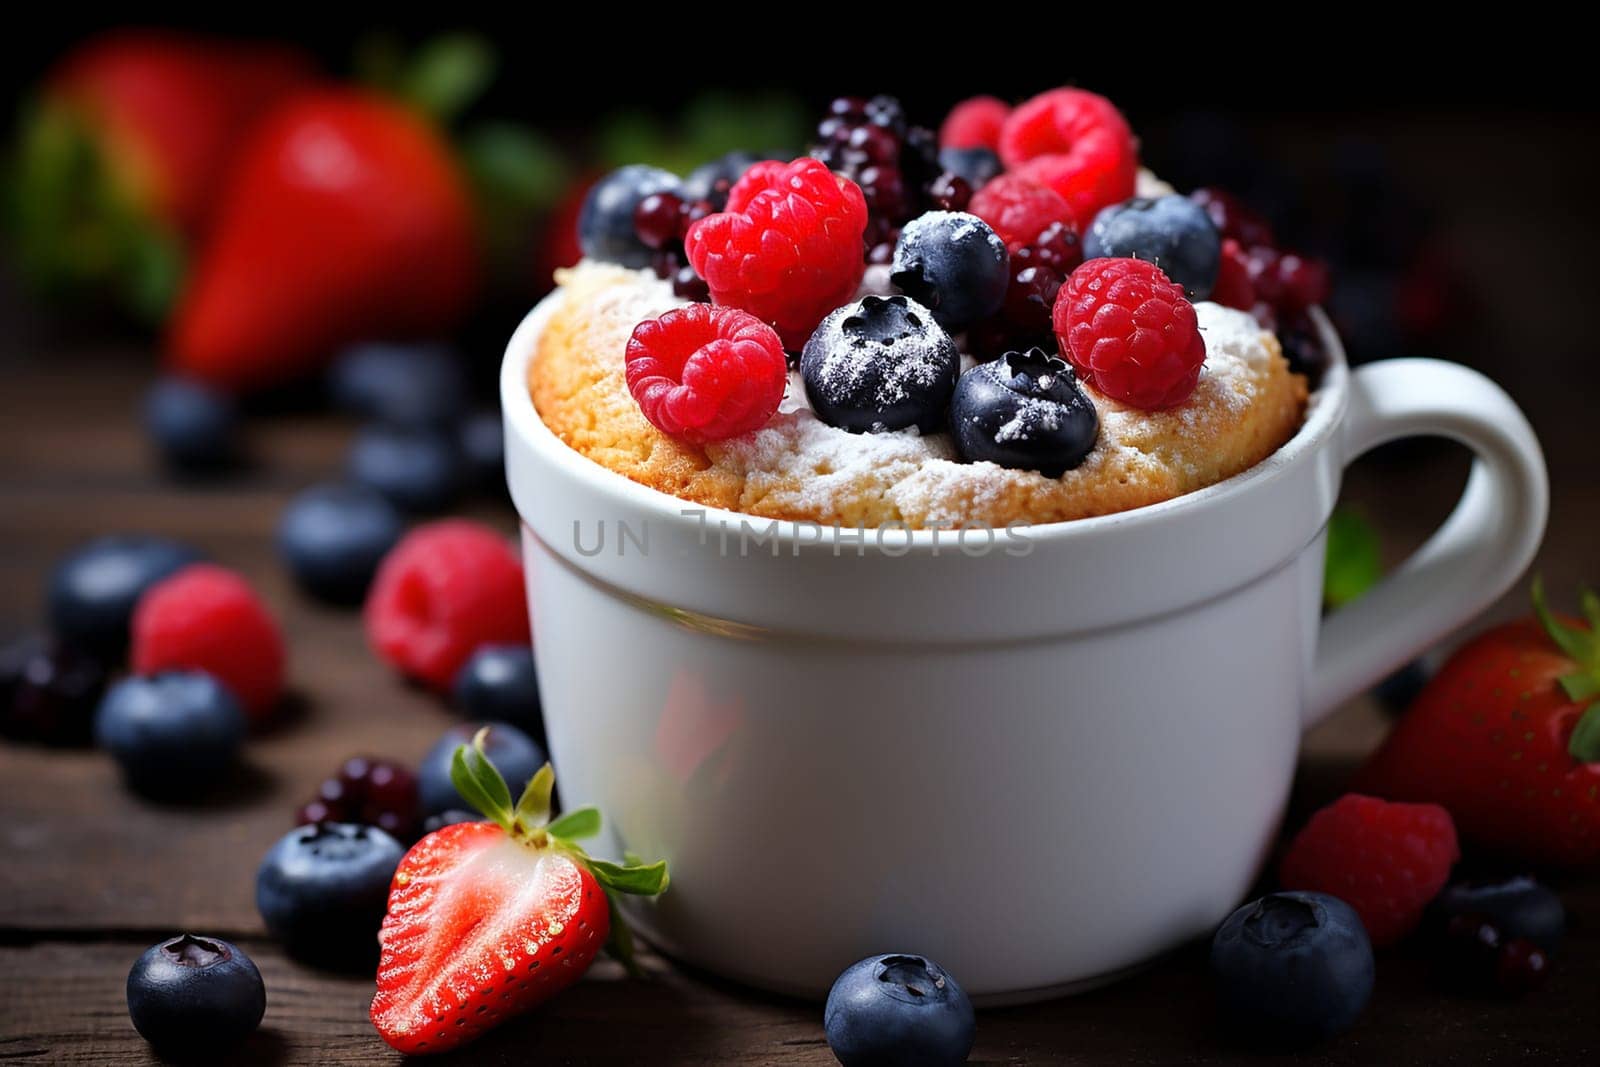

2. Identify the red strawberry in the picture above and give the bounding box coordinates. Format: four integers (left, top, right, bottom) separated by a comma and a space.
1355, 581, 1600, 868
169, 90, 480, 391
12, 31, 313, 316
371, 732, 667, 1055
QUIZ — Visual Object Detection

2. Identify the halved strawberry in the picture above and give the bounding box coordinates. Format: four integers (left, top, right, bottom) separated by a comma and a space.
370, 732, 667, 1055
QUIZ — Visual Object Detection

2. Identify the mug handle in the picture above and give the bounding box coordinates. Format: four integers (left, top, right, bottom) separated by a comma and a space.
1304, 358, 1548, 728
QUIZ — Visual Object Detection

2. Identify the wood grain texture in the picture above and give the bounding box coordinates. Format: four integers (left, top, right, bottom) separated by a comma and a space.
3, 351, 1597, 1064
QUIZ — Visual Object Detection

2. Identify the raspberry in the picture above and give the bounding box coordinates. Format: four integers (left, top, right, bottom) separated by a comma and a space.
1053, 258, 1206, 409
939, 96, 1010, 151
1279, 794, 1459, 947
1211, 238, 1256, 310
685, 158, 867, 348
364, 521, 529, 692
968, 175, 1074, 252
1000, 89, 1138, 229
132, 564, 285, 721
625, 304, 788, 442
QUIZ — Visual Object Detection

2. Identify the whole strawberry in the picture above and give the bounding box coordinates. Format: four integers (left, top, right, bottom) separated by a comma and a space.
1355, 581, 1600, 868
169, 90, 479, 391
370, 731, 667, 1055
10, 31, 312, 317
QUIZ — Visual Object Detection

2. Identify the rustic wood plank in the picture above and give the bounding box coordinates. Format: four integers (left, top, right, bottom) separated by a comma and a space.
3, 922, 1597, 1066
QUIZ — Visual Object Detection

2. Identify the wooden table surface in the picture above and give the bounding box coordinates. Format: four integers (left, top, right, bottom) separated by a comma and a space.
2, 337, 1596, 1065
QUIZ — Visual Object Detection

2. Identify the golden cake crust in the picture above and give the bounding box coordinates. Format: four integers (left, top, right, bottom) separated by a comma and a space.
528, 262, 1308, 529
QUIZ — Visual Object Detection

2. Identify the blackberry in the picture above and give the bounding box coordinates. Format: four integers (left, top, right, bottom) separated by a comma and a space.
925, 173, 972, 213
632, 191, 684, 251
295, 756, 421, 843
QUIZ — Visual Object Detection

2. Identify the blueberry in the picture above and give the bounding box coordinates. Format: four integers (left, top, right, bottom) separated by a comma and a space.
2, 636, 107, 745
142, 377, 238, 472
459, 411, 505, 491
347, 423, 465, 513
422, 809, 482, 834
327, 342, 468, 427
800, 295, 960, 433
276, 484, 403, 606
937, 146, 1002, 189
453, 645, 543, 739
95, 673, 245, 798
418, 721, 545, 816
681, 150, 767, 202
578, 165, 681, 269
1083, 195, 1222, 300
255, 822, 405, 970
949, 348, 1099, 476
1436, 876, 1564, 951
48, 535, 202, 660
1373, 658, 1429, 716
126, 934, 265, 1053
890, 212, 1009, 331
1211, 891, 1374, 1046
824, 954, 975, 1067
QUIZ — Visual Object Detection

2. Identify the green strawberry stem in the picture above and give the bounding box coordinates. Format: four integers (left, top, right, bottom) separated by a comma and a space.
6, 99, 184, 322
1531, 577, 1600, 762
447, 728, 668, 973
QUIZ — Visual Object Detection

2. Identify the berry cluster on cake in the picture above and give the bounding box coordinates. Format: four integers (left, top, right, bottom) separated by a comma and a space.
527, 89, 1320, 528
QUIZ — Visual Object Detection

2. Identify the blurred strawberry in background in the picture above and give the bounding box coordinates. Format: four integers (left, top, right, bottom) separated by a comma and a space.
7, 30, 314, 319
168, 90, 479, 391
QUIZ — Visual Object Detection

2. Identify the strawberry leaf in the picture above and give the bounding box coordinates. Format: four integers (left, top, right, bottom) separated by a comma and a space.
1563, 674, 1600, 702
1323, 509, 1382, 609
546, 806, 601, 841
603, 892, 642, 977
513, 764, 556, 829
589, 858, 670, 897
449, 729, 515, 829
1583, 589, 1600, 633
1570, 703, 1600, 763
1533, 577, 1598, 663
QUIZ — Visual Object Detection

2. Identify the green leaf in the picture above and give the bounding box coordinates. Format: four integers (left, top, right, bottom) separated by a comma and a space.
356, 33, 494, 125
589, 858, 670, 897
1562, 673, 1600, 702
679, 92, 806, 163
448, 729, 515, 828
460, 124, 568, 208
603, 892, 641, 977
546, 806, 601, 841
120, 225, 184, 323
513, 763, 556, 828
4, 98, 182, 322
1532, 576, 1599, 665
1582, 589, 1600, 633
596, 112, 680, 173
1568, 703, 1600, 762
1323, 509, 1383, 609
397, 34, 496, 124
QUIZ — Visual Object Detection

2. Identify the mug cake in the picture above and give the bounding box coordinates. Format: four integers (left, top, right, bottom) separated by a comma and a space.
527, 88, 1317, 529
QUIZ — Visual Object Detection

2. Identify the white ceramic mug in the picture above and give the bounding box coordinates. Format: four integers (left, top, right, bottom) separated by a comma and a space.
501, 297, 1547, 1003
